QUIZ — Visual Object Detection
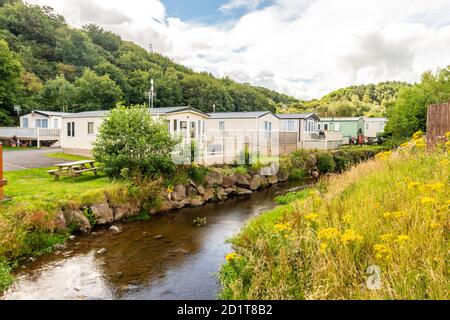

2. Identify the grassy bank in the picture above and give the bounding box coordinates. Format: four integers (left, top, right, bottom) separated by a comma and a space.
220, 137, 449, 299
44, 152, 92, 162
0, 167, 129, 290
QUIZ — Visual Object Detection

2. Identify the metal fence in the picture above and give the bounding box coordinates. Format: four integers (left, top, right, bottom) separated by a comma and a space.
427, 102, 450, 148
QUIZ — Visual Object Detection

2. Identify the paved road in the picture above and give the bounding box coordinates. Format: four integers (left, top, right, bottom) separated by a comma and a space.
3, 148, 66, 172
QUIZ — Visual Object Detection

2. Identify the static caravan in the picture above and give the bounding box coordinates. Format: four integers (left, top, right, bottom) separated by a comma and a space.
277, 113, 343, 151
60, 107, 210, 157
204, 112, 280, 165
363, 117, 388, 139
318, 117, 365, 145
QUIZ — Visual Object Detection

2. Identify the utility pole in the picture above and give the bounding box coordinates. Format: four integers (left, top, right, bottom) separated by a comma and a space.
149, 79, 155, 110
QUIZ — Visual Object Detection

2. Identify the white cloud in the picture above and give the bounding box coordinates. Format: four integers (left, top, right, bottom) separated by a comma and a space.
25, 0, 450, 99
219, 0, 264, 13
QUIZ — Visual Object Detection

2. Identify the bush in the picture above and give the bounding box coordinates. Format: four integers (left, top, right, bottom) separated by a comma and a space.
289, 168, 308, 180
275, 189, 311, 205
234, 166, 248, 175
0, 261, 14, 293
317, 153, 336, 174
93, 105, 179, 178
188, 165, 209, 184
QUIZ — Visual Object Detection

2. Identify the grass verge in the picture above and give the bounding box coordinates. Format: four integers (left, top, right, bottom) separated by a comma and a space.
44, 152, 92, 161
220, 139, 449, 300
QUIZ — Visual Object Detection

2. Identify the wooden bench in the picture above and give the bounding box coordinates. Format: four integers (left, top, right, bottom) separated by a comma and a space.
48, 160, 100, 181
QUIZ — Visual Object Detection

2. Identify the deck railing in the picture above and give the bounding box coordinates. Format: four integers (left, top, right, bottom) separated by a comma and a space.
0, 127, 61, 140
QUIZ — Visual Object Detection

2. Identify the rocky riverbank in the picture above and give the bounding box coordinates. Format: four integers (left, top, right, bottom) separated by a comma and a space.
60, 168, 291, 234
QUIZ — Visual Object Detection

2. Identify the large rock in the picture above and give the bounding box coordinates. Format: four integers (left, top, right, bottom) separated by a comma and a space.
236, 188, 253, 196
260, 176, 269, 188
196, 185, 205, 195
186, 186, 199, 197
113, 202, 141, 221
250, 175, 263, 191
63, 209, 91, 234
205, 171, 224, 186
190, 196, 204, 207
216, 187, 228, 201
202, 188, 215, 202
172, 185, 187, 202
160, 199, 175, 212
91, 203, 114, 225
277, 170, 290, 182
225, 187, 236, 195
53, 210, 67, 232
267, 175, 279, 185
222, 175, 237, 188
235, 174, 251, 187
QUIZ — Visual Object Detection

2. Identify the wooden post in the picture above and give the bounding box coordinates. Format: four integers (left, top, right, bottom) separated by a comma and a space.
0, 143, 8, 200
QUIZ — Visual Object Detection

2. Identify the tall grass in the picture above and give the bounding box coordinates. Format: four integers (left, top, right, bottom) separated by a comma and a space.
220, 135, 449, 300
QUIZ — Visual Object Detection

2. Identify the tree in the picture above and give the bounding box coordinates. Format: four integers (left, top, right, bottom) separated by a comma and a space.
0, 39, 22, 124
83, 24, 121, 53
93, 105, 179, 178
74, 69, 123, 111
385, 66, 450, 139
39, 75, 78, 112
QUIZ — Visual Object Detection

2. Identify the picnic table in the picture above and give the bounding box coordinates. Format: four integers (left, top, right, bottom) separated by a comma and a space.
47, 160, 99, 181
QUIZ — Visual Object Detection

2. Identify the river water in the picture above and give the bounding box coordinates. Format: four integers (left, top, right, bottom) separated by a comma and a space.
2, 181, 306, 300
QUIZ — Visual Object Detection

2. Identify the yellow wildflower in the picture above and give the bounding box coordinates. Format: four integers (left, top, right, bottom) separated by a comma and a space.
429, 221, 441, 230
305, 213, 319, 223
439, 159, 449, 167
421, 197, 436, 205
343, 214, 352, 224
374, 244, 393, 261
408, 182, 421, 190
225, 253, 238, 262
380, 233, 395, 242
376, 151, 392, 160
445, 132, 450, 139
341, 229, 364, 244
396, 235, 410, 244
320, 243, 328, 254
318, 228, 340, 241
413, 131, 423, 140
274, 223, 291, 233
401, 142, 410, 148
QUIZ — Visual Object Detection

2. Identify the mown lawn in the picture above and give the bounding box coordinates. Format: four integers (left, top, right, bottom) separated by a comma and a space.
44, 152, 92, 162
3, 168, 109, 211
220, 136, 449, 300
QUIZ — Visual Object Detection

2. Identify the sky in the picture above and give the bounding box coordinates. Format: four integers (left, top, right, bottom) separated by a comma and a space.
25, 0, 450, 99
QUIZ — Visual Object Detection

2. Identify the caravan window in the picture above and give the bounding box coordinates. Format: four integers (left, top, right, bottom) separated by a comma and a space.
22, 118, 29, 128
36, 119, 49, 128
283, 120, 297, 132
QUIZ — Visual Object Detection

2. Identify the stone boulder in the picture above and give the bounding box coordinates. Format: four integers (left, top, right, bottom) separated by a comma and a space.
250, 175, 263, 191
215, 187, 228, 201
277, 170, 290, 182
53, 210, 67, 232
190, 196, 204, 207
267, 175, 279, 185
235, 174, 251, 187
260, 176, 269, 188
236, 188, 253, 196
186, 186, 199, 197
222, 175, 237, 188
225, 187, 236, 195
196, 185, 205, 196
172, 185, 187, 202
202, 188, 215, 202
113, 202, 141, 221
205, 170, 224, 186
63, 209, 91, 234
159, 199, 175, 212
91, 203, 114, 225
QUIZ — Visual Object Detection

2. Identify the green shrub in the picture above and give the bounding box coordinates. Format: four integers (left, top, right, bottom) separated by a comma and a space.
93, 105, 179, 179
275, 189, 312, 205
289, 168, 308, 180
188, 165, 209, 184
317, 153, 336, 173
83, 208, 97, 227
0, 261, 14, 293
333, 151, 354, 173
234, 166, 248, 175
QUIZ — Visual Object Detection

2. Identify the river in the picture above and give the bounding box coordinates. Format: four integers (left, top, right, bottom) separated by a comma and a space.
2, 181, 306, 300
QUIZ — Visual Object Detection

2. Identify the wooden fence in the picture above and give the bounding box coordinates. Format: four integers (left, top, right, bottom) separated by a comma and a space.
427, 102, 450, 148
